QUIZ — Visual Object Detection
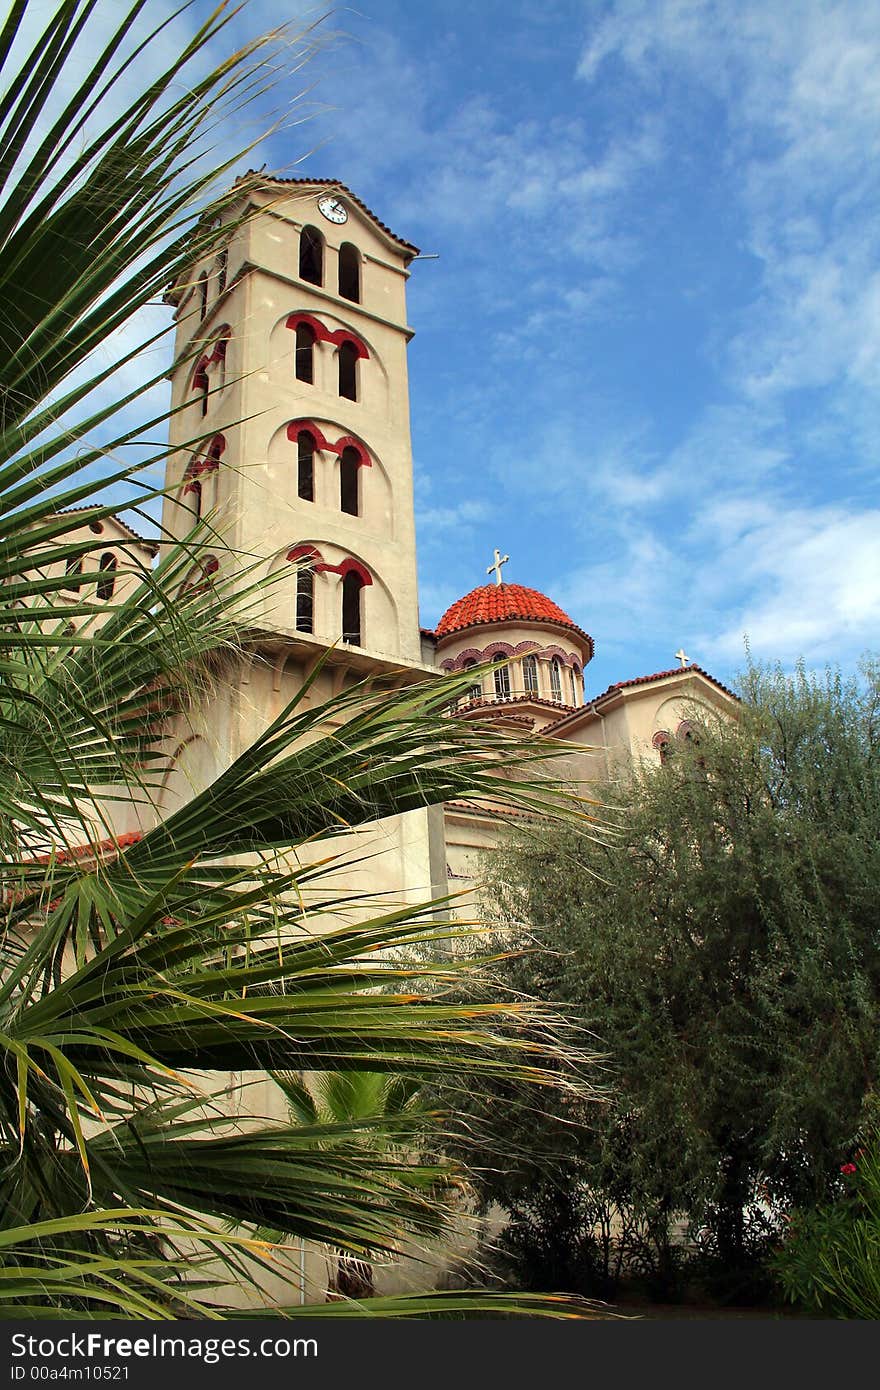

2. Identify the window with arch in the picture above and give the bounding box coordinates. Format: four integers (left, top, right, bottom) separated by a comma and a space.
340, 447, 359, 516
571, 663, 582, 703
299, 226, 324, 286
297, 431, 315, 501
192, 334, 228, 416
295, 322, 315, 383
188, 479, 203, 520
96, 552, 117, 601
338, 243, 360, 302
462, 659, 482, 703
295, 566, 314, 633
492, 655, 511, 699
342, 569, 364, 646
549, 658, 562, 702
653, 731, 672, 766
338, 341, 358, 401
522, 654, 538, 695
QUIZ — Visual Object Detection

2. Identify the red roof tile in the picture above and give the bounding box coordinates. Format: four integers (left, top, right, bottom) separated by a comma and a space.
435, 583, 593, 650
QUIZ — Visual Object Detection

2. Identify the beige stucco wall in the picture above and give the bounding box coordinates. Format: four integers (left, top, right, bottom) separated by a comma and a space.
162, 182, 421, 665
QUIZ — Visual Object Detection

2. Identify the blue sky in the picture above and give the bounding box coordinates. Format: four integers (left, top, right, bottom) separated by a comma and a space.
28, 0, 880, 697
249, 0, 879, 696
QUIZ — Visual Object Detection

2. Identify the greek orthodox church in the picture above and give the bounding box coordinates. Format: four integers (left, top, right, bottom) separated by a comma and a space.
62, 177, 737, 896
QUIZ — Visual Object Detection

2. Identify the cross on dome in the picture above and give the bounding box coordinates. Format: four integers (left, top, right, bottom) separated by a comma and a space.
486, 548, 509, 586
675, 648, 691, 668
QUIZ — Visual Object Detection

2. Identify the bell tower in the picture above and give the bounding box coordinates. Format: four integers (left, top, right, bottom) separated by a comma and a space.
163, 176, 424, 671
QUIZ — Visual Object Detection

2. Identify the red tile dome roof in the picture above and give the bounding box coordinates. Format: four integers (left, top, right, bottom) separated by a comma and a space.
435, 583, 593, 651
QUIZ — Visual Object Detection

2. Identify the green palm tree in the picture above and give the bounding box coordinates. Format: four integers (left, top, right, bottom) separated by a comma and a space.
0, 1, 604, 1318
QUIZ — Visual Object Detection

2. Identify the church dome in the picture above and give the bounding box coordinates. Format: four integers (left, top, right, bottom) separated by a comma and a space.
435, 583, 592, 651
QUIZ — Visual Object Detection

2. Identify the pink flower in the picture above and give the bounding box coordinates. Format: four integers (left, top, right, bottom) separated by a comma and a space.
840, 1162, 857, 1175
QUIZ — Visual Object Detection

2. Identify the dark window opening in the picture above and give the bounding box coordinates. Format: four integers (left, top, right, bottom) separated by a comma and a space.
338, 341, 358, 400
340, 447, 359, 515
64, 556, 83, 591
299, 226, 324, 286
523, 655, 538, 694
295, 323, 315, 383
338, 243, 360, 302
296, 568, 314, 633
462, 659, 482, 703
88, 521, 104, 535
493, 656, 510, 699
297, 432, 315, 501
97, 552, 117, 601
216, 247, 228, 296
198, 272, 207, 320
572, 664, 581, 703
189, 479, 203, 521
550, 659, 562, 701
342, 570, 363, 645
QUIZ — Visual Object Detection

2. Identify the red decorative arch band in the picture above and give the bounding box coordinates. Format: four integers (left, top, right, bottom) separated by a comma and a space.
443, 642, 581, 672
192, 328, 230, 392
184, 434, 226, 493
285, 549, 372, 586
285, 313, 370, 359
286, 421, 371, 467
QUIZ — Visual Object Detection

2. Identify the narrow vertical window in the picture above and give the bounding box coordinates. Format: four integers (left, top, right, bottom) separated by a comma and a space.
198, 272, 207, 320
216, 247, 228, 296
523, 655, 538, 695
462, 659, 482, 703
571, 663, 581, 704
295, 323, 314, 383
338, 341, 358, 401
340, 447, 359, 515
338, 243, 360, 302
296, 567, 314, 633
297, 431, 315, 501
189, 479, 203, 521
550, 658, 562, 702
299, 226, 324, 286
96, 553, 117, 601
493, 656, 510, 699
342, 570, 363, 645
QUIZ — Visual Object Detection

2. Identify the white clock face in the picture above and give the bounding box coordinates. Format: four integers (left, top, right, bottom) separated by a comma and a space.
317, 195, 348, 225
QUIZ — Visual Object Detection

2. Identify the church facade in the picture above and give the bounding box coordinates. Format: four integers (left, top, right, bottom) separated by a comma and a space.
156, 175, 738, 896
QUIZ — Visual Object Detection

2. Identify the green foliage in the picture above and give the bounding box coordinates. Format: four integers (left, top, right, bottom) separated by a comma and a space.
458, 659, 880, 1302
774, 1138, 880, 1318
0, 1, 605, 1319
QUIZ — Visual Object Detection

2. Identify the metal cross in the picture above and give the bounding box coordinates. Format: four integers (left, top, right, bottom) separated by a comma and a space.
486, 548, 509, 586
675, 648, 691, 668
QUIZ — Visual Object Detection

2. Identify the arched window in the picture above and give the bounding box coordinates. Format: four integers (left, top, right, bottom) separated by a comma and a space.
295, 566, 314, 633
340, 447, 359, 515
653, 730, 673, 766
492, 655, 511, 699
549, 658, 562, 702
299, 226, 324, 286
571, 663, 581, 703
64, 556, 82, 591
198, 271, 207, 320
216, 247, 227, 296
338, 341, 358, 401
342, 570, 364, 646
297, 431, 315, 501
462, 659, 482, 703
522, 654, 538, 695
338, 243, 360, 302
188, 479, 203, 521
96, 553, 117, 601
295, 322, 315, 383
